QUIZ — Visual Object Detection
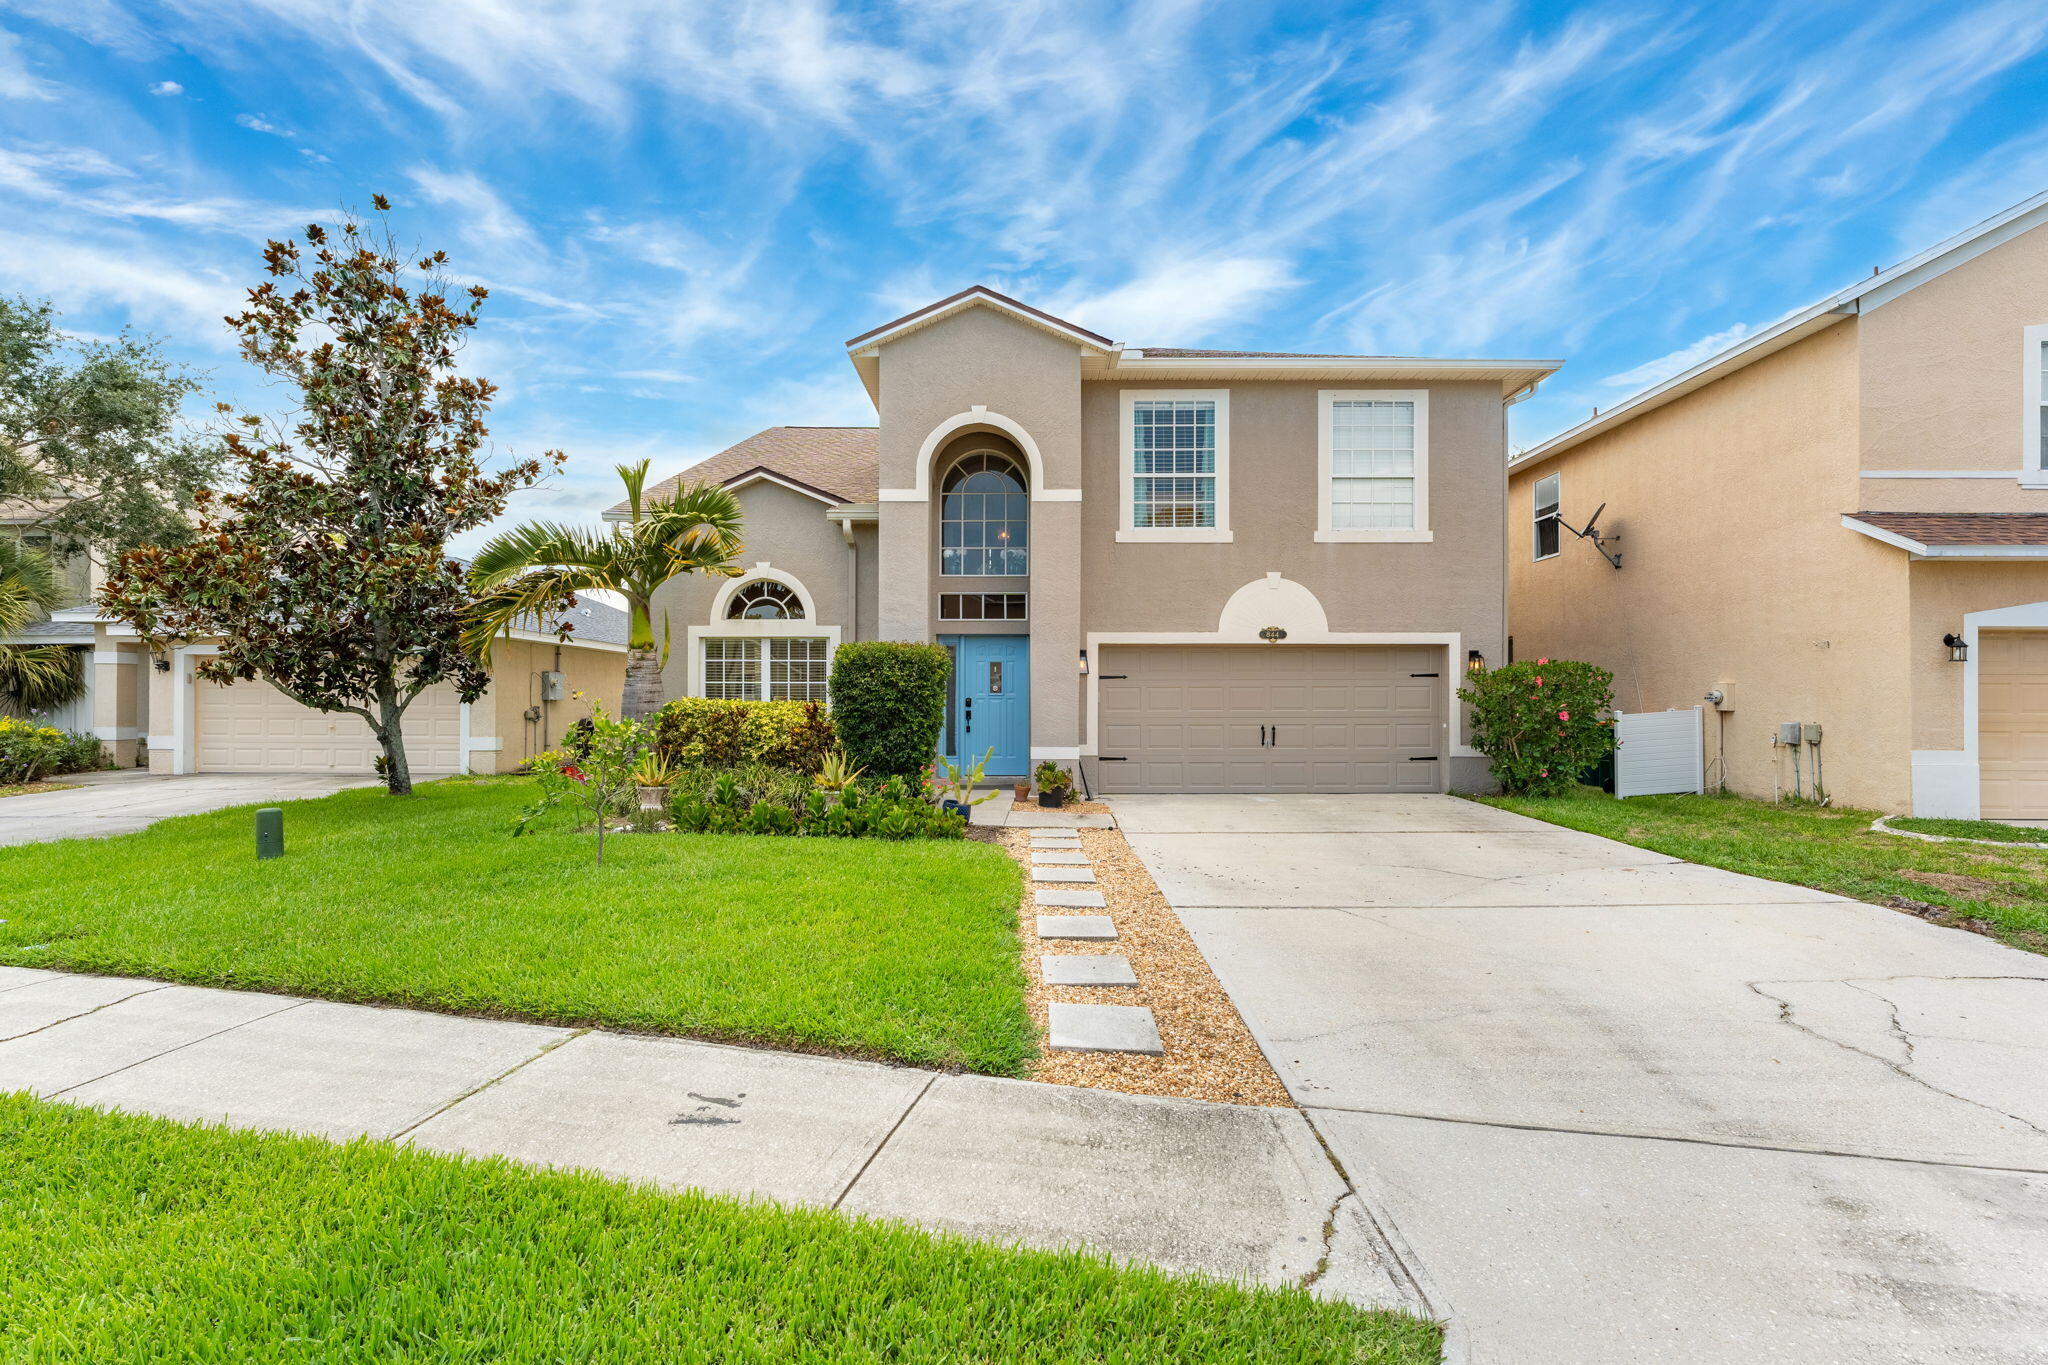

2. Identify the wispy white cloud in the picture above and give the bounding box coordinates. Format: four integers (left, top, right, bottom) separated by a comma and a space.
0, 27, 55, 98
148, 79, 182, 96
1052, 256, 1298, 343
1601, 323, 1752, 390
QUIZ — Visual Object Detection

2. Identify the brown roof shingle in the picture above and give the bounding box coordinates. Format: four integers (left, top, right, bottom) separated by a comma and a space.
1848, 511, 2048, 547
611, 427, 879, 515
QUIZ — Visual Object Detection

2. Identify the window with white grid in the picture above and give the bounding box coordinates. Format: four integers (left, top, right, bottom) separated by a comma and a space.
701, 637, 828, 701
701, 638, 761, 699
767, 637, 829, 702
1120, 391, 1229, 540
2029, 327, 2048, 479
1317, 390, 1429, 541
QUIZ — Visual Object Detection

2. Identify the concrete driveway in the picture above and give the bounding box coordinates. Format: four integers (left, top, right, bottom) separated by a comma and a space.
1117, 793, 2048, 1365
0, 771, 376, 845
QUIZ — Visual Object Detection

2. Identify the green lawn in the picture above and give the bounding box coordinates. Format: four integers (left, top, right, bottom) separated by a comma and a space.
1478, 788, 2048, 954
1887, 815, 2048, 845
0, 778, 1034, 1073
0, 1094, 1441, 1365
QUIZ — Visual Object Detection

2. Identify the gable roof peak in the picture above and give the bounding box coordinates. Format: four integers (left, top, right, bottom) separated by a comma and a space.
845, 285, 1116, 351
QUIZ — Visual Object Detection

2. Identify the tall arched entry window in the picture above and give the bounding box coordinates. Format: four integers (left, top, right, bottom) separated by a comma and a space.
940, 452, 1028, 577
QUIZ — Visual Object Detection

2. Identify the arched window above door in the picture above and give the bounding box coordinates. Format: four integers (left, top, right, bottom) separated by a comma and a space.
940, 451, 1028, 576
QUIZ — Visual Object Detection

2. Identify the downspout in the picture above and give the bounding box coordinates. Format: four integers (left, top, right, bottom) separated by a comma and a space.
837, 513, 859, 641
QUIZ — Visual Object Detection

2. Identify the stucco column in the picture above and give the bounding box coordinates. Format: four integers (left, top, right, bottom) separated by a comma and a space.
145, 648, 176, 774
1029, 499, 1082, 758
876, 502, 929, 642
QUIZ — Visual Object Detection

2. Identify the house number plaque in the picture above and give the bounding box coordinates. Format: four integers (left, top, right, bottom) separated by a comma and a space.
1259, 627, 1288, 642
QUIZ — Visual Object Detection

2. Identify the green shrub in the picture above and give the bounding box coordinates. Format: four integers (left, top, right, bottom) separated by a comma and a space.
650, 699, 837, 772
663, 764, 964, 841
1458, 658, 1616, 797
0, 718, 102, 784
829, 643, 949, 778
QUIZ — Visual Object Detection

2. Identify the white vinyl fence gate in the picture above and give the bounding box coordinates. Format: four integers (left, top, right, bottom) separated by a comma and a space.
1612, 707, 1705, 798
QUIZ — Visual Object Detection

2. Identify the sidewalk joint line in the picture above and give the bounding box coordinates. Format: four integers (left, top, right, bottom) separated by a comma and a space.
0, 982, 174, 1046
831, 1071, 938, 1210
390, 1027, 592, 1143
46, 995, 310, 1097
1297, 1108, 1440, 1319
1304, 1103, 2048, 1175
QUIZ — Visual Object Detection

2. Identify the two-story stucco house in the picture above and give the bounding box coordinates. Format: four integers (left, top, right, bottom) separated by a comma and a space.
624, 287, 1558, 794
1508, 189, 2048, 820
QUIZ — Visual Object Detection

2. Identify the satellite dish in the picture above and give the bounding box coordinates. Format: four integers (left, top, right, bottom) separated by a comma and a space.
1566, 502, 1622, 569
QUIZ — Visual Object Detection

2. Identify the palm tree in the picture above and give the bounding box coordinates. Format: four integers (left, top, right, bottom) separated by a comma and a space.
0, 536, 85, 713
465, 460, 744, 720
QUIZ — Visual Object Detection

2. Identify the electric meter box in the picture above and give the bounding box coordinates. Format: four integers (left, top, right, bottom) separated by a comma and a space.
1802, 722, 1822, 745
1776, 721, 1802, 745
540, 670, 567, 701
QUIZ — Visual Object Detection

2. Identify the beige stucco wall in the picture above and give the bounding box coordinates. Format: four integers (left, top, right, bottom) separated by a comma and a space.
871, 306, 1085, 754
1508, 320, 1918, 809
482, 637, 623, 771
1907, 560, 2048, 751
1859, 216, 2048, 513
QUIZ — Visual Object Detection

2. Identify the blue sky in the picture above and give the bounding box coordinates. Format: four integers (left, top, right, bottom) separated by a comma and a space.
4, 0, 2048, 546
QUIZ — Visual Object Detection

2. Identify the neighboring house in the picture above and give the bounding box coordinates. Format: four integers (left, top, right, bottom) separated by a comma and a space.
4, 500, 628, 774
620, 287, 1558, 792
1507, 189, 2048, 819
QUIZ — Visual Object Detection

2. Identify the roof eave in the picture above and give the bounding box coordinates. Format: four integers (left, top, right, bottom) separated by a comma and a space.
1840, 515, 2048, 559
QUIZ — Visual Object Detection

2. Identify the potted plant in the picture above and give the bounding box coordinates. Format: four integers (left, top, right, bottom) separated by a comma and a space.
632, 751, 677, 811
1013, 779, 1031, 802
1034, 759, 1073, 809
930, 748, 998, 816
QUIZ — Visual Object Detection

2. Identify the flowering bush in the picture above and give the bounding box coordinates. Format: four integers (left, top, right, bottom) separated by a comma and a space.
513, 699, 649, 862
1457, 657, 1616, 797
0, 718, 103, 784
648, 698, 836, 772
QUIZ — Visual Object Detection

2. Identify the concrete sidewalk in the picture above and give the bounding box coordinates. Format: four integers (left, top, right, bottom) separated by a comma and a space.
0, 964, 1425, 1315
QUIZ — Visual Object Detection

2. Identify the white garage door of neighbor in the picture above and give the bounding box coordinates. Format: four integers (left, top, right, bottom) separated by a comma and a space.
1980, 630, 2048, 820
194, 678, 462, 774
1095, 644, 1446, 794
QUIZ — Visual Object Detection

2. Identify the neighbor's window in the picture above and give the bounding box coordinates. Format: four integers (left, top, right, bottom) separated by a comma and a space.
702, 637, 828, 701
1533, 473, 1562, 560
940, 452, 1028, 576
725, 580, 803, 620
2030, 326, 2048, 478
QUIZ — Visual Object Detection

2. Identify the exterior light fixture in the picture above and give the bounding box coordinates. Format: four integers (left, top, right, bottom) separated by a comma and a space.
1467, 649, 1486, 675
1943, 632, 1968, 663
1077, 649, 1089, 676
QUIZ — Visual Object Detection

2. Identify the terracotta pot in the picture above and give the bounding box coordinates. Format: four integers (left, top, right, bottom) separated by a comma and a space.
1013, 782, 1031, 801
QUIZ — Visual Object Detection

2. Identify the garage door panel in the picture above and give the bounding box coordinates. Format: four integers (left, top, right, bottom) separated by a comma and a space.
1981, 631, 2048, 820
195, 678, 462, 774
1097, 645, 1446, 794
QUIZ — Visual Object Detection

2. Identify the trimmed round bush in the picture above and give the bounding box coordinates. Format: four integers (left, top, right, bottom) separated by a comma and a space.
1457, 657, 1615, 797
828, 642, 950, 778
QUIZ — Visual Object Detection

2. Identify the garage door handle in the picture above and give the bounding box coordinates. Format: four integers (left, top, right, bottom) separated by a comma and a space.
1408, 755, 1439, 761
1260, 725, 1268, 746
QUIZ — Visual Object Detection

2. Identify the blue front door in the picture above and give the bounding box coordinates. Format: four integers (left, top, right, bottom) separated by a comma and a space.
943, 635, 1030, 776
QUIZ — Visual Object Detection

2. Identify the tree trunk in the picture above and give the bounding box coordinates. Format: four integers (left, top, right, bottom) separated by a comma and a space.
622, 645, 664, 721
376, 684, 413, 795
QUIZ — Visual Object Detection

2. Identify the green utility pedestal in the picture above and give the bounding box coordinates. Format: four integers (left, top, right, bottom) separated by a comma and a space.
255, 807, 284, 860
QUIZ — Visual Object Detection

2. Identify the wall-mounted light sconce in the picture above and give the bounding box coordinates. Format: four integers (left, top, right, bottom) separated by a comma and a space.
153, 656, 171, 673
1943, 632, 1968, 663
1466, 649, 1487, 675
1077, 649, 1089, 676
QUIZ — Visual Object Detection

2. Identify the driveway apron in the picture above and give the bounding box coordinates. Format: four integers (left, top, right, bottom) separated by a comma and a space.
1116, 792, 2048, 1365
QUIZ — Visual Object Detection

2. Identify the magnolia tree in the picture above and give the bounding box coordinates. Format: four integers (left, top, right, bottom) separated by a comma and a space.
1457, 657, 1616, 797
101, 199, 557, 794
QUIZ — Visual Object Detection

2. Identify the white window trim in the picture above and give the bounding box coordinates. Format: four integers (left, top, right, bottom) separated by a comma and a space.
1315, 389, 1431, 543
1117, 389, 1232, 543
709, 563, 817, 621
686, 624, 841, 701
1532, 471, 1561, 561
2023, 324, 2048, 488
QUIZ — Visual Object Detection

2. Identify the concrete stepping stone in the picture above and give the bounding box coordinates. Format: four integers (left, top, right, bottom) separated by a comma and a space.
1029, 835, 1083, 848
1030, 851, 1091, 865
1041, 954, 1137, 987
1032, 867, 1097, 883
1048, 1002, 1163, 1055
1008, 812, 1115, 829
1035, 889, 1107, 909
1035, 914, 1117, 940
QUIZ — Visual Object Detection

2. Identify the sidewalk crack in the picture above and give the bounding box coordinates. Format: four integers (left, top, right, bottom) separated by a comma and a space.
1, 982, 172, 1045
390, 1027, 591, 1142
831, 1072, 937, 1210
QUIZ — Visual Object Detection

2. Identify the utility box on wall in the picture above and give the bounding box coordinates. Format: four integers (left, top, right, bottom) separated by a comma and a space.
539, 670, 566, 701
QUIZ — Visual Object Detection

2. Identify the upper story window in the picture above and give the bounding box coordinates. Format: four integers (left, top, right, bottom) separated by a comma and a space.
2027, 325, 2048, 484
1316, 390, 1430, 542
1532, 473, 1562, 560
726, 580, 803, 619
940, 452, 1028, 576
1119, 390, 1231, 542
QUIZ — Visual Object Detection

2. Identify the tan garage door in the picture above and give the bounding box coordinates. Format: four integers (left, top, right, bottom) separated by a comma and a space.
194, 678, 462, 774
1095, 645, 1445, 794
1980, 631, 2048, 820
